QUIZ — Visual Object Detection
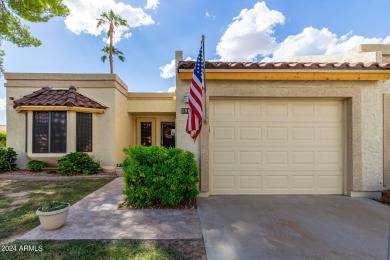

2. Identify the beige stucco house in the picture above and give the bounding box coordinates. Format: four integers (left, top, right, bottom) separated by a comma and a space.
5, 44, 390, 198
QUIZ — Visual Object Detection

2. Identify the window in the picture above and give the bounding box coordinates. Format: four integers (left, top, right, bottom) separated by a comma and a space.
141, 122, 152, 146
76, 112, 92, 152
33, 111, 67, 153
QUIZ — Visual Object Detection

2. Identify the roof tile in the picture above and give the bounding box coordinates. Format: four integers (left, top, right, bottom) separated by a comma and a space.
178, 61, 390, 71
13, 86, 107, 109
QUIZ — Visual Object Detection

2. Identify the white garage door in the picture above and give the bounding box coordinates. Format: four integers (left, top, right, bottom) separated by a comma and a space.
209, 99, 344, 195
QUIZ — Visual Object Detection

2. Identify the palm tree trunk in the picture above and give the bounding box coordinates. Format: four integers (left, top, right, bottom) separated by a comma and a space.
109, 23, 114, 74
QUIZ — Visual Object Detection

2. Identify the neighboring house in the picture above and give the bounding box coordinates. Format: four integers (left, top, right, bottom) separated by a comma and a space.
5, 44, 390, 199
0, 125, 6, 132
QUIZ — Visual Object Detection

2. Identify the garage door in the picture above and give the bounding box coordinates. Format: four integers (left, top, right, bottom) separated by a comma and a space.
209, 99, 343, 195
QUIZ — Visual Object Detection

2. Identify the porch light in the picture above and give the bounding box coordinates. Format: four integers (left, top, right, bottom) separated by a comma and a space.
183, 92, 190, 103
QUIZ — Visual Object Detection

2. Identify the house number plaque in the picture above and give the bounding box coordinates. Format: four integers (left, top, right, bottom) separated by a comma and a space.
181, 108, 189, 114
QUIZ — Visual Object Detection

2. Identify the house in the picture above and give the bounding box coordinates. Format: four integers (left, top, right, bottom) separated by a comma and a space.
5, 44, 390, 198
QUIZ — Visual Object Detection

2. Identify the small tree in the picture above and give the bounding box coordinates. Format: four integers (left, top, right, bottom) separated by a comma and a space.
96, 9, 129, 74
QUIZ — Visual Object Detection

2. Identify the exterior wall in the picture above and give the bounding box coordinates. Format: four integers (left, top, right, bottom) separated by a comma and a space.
175, 52, 201, 165
115, 88, 131, 166
176, 76, 390, 194
4, 73, 128, 168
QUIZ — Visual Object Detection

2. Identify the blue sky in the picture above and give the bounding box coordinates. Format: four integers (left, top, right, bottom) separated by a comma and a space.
1, 0, 390, 125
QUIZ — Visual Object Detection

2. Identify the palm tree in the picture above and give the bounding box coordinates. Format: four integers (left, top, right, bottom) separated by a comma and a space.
97, 10, 129, 73
101, 45, 125, 64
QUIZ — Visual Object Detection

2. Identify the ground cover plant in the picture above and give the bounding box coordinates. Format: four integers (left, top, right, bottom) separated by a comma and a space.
122, 145, 199, 207
0, 178, 112, 244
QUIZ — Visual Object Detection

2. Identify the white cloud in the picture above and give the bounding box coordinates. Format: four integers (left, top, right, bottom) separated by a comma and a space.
159, 57, 192, 79
64, 0, 154, 44
217, 1, 390, 62
167, 86, 176, 93
264, 27, 390, 61
159, 59, 175, 79
145, 0, 159, 10
216, 1, 284, 61
0, 98, 6, 111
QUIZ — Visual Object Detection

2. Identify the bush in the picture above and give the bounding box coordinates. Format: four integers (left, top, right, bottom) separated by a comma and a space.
0, 132, 6, 147
0, 147, 17, 172
57, 152, 99, 176
122, 145, 199, 207
27, 160, 47, 172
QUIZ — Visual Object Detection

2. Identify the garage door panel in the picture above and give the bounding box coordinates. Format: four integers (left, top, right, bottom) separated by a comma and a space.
239, 176, 262, 189
210, 99, 343, 195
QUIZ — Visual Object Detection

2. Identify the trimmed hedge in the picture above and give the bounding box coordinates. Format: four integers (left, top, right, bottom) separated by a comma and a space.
58, 152, 99, 176
27, 160, 47, 172
122, 145, 199, 207
0, 147, 17, 172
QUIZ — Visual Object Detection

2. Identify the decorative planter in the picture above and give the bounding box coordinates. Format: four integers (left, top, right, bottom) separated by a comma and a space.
36, 203, 70, 230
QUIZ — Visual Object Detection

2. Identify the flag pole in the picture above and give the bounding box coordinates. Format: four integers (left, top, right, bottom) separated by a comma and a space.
202, 34, 207, 124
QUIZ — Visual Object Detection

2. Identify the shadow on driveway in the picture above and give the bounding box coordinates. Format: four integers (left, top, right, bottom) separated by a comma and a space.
197, 195, 390, 259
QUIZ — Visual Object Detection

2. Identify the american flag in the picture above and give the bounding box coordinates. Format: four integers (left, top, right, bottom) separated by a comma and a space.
186, 42, 204, 141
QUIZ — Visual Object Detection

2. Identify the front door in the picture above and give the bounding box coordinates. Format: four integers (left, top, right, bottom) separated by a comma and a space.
161, 122, 175, 148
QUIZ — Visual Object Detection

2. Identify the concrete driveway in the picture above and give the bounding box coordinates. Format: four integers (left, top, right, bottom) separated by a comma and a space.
197, 195, 390, 259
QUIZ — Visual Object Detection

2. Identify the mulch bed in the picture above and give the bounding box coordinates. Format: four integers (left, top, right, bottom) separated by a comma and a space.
118, 199, 197, 210
380, 190, 390, 205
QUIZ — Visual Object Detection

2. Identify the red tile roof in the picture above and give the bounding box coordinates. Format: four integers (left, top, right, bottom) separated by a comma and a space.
178, 61, 390, 70
13, 86, 107, 109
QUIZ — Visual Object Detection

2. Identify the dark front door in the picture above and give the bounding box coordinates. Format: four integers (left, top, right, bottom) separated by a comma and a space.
161, 122, 175, 148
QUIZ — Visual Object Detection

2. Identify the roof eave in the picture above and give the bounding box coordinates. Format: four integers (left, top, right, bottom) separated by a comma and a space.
178, 70, 390, 81
15, 106, 106, 114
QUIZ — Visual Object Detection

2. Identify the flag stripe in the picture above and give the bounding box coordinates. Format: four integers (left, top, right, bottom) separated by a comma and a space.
186, 40, 204, 142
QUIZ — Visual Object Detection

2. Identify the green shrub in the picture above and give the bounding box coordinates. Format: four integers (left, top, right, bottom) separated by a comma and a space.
0, 132, 6, 147
27, 160, 47, 172
0, 147, 17, 172
58, 152, 99, 176
122, 145, 199, 207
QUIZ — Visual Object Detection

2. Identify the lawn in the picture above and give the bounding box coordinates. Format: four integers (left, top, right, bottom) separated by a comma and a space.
0, 178, 204, 259
0, 240, 186, 260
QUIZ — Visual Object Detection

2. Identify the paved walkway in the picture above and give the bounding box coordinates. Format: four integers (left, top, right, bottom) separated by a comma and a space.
20, 178, 202, 240
197, 195, 390, 260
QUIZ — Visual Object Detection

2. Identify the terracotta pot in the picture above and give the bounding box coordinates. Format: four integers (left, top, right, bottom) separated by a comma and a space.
36, 203, 70, 230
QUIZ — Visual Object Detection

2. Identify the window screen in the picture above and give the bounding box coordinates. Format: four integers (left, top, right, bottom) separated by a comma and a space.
50, 112, 67, 153
33, 111, 67, 153
33, 112, 49, 153
76, 113, 92, 152
141, 122, 152, 146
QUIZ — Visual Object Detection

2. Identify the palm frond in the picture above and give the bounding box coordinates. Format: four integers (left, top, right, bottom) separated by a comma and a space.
101, 55, 107, 63
118, 55, 125, 62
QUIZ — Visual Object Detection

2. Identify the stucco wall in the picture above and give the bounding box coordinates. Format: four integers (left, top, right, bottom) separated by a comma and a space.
176, 76, 389, 193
